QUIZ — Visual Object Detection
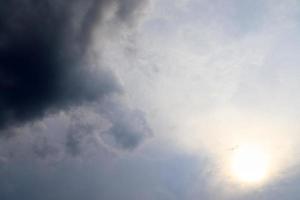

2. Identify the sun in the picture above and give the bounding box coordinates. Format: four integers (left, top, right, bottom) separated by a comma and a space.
231, 145, 269, 184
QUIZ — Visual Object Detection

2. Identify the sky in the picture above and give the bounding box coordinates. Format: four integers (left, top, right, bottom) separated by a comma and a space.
1, 0, 300, 199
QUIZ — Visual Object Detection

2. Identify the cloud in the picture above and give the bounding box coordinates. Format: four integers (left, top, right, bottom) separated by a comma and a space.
101, 102, 153, 150
3, 0, 300, 200
64, 100, 152, 156
0, 0, 149, 133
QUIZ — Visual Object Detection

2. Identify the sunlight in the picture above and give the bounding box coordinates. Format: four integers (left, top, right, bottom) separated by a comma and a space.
231, 145, 270, 184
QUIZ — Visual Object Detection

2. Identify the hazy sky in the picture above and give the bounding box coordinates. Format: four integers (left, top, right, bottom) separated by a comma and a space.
1, 0, 300, 199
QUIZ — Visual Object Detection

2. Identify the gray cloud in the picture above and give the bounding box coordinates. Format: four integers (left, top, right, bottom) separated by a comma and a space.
0, 0, 149, 132
32, 136, 59, 159
2, 1, 300, 200
0, 147, 203, 200
100, 101, 153, 150
65, 101, 152, 156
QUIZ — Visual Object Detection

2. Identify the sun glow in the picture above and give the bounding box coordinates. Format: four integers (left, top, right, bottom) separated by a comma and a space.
231, 145, 270, 184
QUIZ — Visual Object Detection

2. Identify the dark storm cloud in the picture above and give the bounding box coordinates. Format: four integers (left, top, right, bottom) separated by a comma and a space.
0, 0, 149, 132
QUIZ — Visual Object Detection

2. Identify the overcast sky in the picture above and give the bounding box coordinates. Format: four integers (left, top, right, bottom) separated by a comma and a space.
1, 0, 300, 199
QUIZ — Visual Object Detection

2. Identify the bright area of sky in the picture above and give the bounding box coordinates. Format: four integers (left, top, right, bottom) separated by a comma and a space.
2, 0, 300, 200
100, 0, 300, 198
